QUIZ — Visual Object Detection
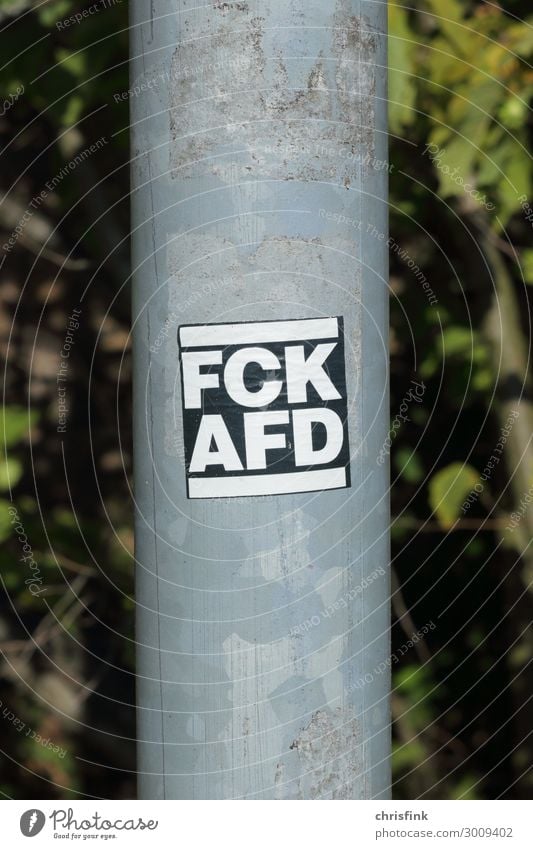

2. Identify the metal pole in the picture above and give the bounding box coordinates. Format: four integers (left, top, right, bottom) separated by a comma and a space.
131, 0, 389, 799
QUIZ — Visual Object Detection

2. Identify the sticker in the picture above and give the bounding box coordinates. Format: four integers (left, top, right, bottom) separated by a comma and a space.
177, 317, 351, 499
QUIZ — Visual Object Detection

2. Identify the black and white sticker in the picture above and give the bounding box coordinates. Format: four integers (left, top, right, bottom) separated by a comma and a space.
177, 317, 351, 499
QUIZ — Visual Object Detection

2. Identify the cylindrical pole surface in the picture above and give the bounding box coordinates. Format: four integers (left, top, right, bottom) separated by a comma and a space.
131, 0, 389, 799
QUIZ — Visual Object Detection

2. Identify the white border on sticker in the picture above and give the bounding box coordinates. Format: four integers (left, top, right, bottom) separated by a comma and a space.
188, 467, 347, 499
179, 317, 339, 348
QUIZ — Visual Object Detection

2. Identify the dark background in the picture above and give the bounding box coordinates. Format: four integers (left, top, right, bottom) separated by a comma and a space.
0, 0, 532, 799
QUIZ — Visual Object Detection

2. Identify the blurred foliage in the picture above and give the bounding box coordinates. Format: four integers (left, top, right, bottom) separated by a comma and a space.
388, 0, 533, 800
0, 0, 531, 799
428, 463, 479, 529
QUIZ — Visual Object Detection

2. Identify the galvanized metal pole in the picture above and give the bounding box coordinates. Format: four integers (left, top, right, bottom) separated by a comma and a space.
131, 0, 389, 799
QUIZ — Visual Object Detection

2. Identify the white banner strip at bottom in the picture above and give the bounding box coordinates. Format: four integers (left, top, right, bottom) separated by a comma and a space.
188, 466, 347, 498
3, 800, 531, 848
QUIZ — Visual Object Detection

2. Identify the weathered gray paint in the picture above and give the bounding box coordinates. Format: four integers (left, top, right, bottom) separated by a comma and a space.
131, 0, 389, 799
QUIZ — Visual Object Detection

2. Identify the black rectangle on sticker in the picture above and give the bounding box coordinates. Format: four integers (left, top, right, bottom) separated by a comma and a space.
177, 316, 351, 499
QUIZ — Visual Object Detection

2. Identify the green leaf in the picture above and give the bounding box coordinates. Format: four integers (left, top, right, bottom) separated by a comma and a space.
60, 94, 84, 127
388, 0, 417, 133
392, 739, 427, 771
0, 457, 23, 491
0, 498, 14, 542
36, 0, 71, 27
394, 665, 433, 723
520, 250, 533, 285
440, 325, 473, 358
424, 0, 464, 28
0, 406, 32, 449
454, 775, 479, 800
55, 49, 88, 80
496, 147, 532, 225
498, 97, 529, 131
395, 447, 424, 484
429, 463, 480, 529
508, 18, 533, 56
